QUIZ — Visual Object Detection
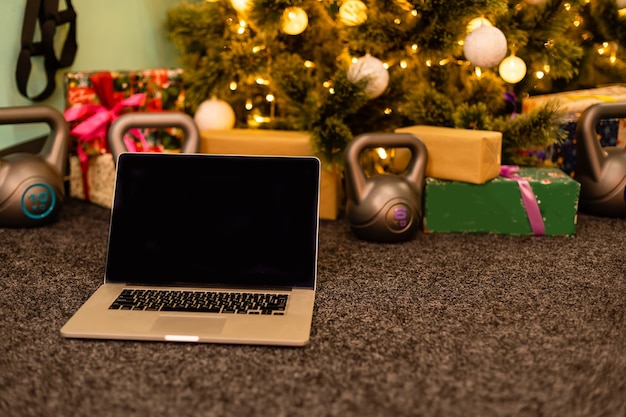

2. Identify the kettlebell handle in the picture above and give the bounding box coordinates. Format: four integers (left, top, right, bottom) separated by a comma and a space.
345, 132, 428, 205
576, 102, 626, 182
0, 105, 68, 177
108, 112, 200, 164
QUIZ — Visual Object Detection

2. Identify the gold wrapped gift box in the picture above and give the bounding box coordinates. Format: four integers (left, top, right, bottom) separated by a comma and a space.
395, 125, 502, 184
200, 129, 342, 220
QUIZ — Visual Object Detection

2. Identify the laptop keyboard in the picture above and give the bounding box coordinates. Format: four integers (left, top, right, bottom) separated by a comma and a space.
108, 289, 288, 315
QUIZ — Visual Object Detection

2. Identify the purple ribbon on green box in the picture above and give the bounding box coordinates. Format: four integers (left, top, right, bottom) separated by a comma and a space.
500, 165, 546, 236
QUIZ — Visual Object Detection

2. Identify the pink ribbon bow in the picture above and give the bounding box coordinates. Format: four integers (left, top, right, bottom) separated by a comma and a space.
64, 93, 148, 163
500, 165, 546, 236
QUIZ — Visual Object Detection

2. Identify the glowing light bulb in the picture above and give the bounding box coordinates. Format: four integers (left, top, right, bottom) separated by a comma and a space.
230, 0, 250, 13
466, 17, 492, 33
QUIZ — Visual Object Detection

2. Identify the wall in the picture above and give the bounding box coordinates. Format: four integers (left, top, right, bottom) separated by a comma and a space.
0, 0, 181, 149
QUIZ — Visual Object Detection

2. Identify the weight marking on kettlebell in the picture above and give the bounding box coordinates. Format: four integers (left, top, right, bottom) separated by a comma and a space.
21, 183, 56, 220
386, 203, 413, 231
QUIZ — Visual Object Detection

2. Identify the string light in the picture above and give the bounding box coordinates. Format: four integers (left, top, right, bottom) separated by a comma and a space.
466, 17, 492, 33
237, 20, 246, 35
230, 0, 250, 13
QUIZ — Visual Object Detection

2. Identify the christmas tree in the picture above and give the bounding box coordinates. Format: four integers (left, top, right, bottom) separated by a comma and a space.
165, 0, 626, 167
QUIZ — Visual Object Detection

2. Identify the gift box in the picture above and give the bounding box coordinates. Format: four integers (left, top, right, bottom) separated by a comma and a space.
68, 153, 116, 209
64, 68, 186, 207
423, 167, 580, 236
199, 129, 343, 220
394, 125, 502, 184
522, 85, 626, 175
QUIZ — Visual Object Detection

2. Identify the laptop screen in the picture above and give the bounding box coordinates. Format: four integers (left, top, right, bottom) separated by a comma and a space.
104, 153, 320, 289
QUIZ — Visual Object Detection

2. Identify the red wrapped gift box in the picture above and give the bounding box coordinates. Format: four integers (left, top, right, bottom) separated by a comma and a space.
64, 68, 186, 206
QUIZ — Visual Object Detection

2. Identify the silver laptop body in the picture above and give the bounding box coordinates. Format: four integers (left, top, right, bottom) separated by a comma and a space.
61, 152, 320, 346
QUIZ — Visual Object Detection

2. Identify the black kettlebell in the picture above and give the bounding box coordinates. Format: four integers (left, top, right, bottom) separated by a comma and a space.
344, 132, 428, 242
574, 102, 626, 217
0, 106, 68, 227
108, 111, 200, 163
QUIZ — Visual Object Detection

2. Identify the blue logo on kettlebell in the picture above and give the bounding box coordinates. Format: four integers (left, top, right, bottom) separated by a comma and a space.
21, 183, 56, 220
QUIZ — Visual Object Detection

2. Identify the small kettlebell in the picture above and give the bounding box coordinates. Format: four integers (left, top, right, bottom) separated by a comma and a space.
0, 106, 68, 227
574, 102, 626, 217
345, 132, 428, 242
108, 112, 200, 164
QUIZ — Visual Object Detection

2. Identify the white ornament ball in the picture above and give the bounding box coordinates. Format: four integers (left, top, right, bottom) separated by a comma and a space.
463, 25, 508, 68
499, 55, 527, 84
281, 6, 308, 35
617, 0, 626, 8
347, 54, 389, 99
339, 0, 368, 26
194, 97, 236, 131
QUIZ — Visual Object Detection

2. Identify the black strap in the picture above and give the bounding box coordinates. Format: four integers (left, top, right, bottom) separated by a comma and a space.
16, 0, 77, 102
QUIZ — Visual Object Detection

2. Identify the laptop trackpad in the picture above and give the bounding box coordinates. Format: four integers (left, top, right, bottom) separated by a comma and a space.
151, 315, 226, 336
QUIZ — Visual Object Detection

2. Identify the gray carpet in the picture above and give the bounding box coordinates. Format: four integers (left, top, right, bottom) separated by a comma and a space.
1, 198, 625, 417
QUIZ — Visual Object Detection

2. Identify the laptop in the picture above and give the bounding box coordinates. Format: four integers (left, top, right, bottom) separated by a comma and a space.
61, 152, 321, 346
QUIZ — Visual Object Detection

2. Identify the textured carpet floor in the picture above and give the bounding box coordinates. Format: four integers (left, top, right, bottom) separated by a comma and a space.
1, 198, 625, 417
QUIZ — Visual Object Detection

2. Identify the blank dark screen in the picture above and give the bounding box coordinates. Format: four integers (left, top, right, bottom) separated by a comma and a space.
104, 153, 320, 288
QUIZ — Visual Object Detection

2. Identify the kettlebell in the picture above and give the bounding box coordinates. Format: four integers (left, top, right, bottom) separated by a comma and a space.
0, 106, 68, 227
108, 112, 200, 163
574, 102, 626, 217
345, 132, 428, 242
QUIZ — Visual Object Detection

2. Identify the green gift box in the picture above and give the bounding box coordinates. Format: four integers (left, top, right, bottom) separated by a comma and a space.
423, 167, 580, 236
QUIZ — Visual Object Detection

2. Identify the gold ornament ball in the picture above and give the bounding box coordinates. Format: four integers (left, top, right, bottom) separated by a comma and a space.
281, 7, 308, 35
194, 97, 236, 131
347, 54, 389, 99
499, 55, 527, 84
339, 0, 368, 26
463, 25, 508, 68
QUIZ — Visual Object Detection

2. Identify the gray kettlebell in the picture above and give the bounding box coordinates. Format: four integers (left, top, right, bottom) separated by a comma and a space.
574, 102, 626, 217
108, 112, 200, 164
0, 106, 68, 227
345, 132, 428, 242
